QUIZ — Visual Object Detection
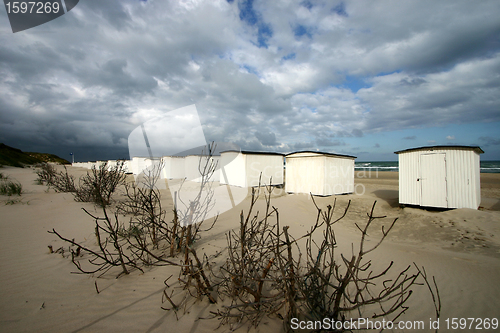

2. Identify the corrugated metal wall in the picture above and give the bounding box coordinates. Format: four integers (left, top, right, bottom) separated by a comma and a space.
445, 149, 480, 209
399, 151, 421, 205
324, 156, 354, 195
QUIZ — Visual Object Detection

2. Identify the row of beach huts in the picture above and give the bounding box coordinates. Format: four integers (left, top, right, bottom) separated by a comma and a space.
73, 145, 484, 210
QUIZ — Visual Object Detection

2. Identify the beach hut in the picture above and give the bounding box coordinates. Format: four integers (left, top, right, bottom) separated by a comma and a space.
119, 160, 133, 174
130, 157, 154, 176
88, 161, 106, 170
395, 145, 484, 209
107, 160, 118, 171
285, 151, 356, 196
219, 151, 284, 187
161, 156, 186, 179
184, 155, 220, 182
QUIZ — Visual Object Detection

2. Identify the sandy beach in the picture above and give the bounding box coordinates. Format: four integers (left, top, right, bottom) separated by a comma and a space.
1, 166, 499, 332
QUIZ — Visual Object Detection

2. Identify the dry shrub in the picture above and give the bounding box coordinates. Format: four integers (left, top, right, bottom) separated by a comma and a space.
34, 162, 57, 186
74, 162, 126, 207
35, 161, 126, 206
49, 145, 219, 281
208, 190, 440, 332
35, 163, 76, 193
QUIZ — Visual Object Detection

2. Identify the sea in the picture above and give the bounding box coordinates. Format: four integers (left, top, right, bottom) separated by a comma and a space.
355, 161, 500, 173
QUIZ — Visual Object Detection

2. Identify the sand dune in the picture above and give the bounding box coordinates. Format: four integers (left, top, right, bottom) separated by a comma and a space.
0, 166, 499, 332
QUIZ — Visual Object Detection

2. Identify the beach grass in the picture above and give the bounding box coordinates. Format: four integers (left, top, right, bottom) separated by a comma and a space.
0, 178, 22, 196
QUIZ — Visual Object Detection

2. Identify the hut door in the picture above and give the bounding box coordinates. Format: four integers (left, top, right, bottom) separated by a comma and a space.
420, 153, 447, 208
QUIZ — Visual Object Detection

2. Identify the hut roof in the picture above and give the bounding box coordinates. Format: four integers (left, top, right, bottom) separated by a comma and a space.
220, 150, 285, 156
286, 150, 357, 159
394, 145, 484, 155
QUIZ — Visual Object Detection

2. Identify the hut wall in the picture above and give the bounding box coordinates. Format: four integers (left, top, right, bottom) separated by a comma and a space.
161, 156, 172, 179
285, 152, 355, 196
130, 157, 152, 176
398, 151, 421, 206
285, 154, 325, 195
444, 149, 481, 209
323, 156, 355, 195
210, 156, 220, 182
107, 160, 117, 171
184, 155, 204, 182
220, 152, 284, 187
219, 152, 245, 187
170, 157, 185, 179
245, 154, 284, 187
121, 160, 132, 173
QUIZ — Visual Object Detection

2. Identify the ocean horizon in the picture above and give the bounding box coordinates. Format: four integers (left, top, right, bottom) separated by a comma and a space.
355, 160, 500, 173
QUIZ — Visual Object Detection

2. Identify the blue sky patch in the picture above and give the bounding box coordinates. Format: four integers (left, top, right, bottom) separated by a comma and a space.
238, 0, 273, 48
332, 2, 348, 17
293, 24, 312, 39
282, 53, 296, 61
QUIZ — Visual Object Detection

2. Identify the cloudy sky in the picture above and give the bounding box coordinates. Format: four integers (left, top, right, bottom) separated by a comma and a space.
1, 0, 499, 162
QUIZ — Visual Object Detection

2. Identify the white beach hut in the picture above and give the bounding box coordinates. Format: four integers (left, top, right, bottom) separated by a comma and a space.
81, 162, 92, 169
88, 161, 105, 170
107, 160, 118, 171
161, 156, 186, 179
120, 160, 133, 174
219, 151, 284, 187
161, 156, 172, 179
185, 155, 202, 181
130, 157, 154, 176
285, 151, 356, 196
395, 145, 484, 209
71, 162, 86, 168
211, 156, 220, 182
184, 155, 220, 182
